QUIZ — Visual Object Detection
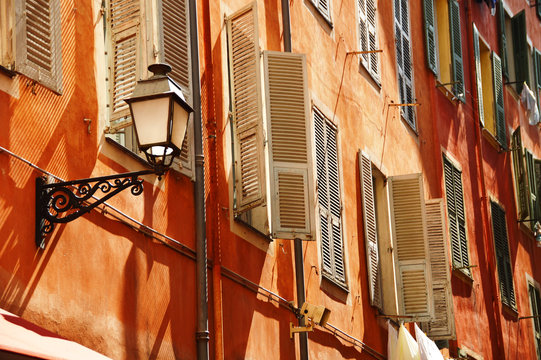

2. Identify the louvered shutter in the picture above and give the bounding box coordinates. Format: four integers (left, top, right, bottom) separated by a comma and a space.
512, 10, 529, 94
264, 51, 314, 241
388, 174, 433, 320
534, 49, 541, 112
15, 0, 62, 93
449, 0, 465, 103
498, 0, 508, 79
529, 284, 541, 358
512, 127, 530, 220
535, 159, 541, 220
359, 151, 382, 308
160, 0, 193, 175
423, 199, 455, 339
473, 24, 484, 126
358, 0, 378, 79
492, 52, 506, 147
525, 150, 538, 221
394, 0, 415, 129
311, 0, 331, 21
537, 1, 541, 21
422, 0, 437, 75
491, 201, 516, 309
227, 5, 266, 212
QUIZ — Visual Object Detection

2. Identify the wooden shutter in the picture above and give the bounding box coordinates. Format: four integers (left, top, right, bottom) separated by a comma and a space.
389, 174, 433, 320
538, 1, 541, 21
512, 127, 531, 220
311, 0, 331, 21
512, 10, 528, 94
394, 0, 415, 129
423, 0, 437, 75
424, 199, 455, 339
525, 150, 538, 221
473, 24, 484, 126
1, 1, 14, 69
535, 159, 541, 221
227, 5, 266, 212
15, 0, 62, 93
528, 284, 541, 358
491, 201, 516, 308
358, 0, 378, 80
498, 0, 508, 79
264, 51, 314, 241
492, 52, 506, 147
534, 49, 541, 112
359, 151, 382, 309
449, 0, 465, 103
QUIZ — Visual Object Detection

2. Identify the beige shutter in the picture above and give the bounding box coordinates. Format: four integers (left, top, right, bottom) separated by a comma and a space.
227, 4, 266, 212
359, 151, 382, 309
264, 51, 313, 240
424, 199, 455, 339
388, 173, 433, 321
473, 24, 484, 126
15, 0, 62, 93
1, 1, 14, 68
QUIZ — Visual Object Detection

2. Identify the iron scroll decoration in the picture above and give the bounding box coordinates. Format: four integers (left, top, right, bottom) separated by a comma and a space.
35, 169, 154, 248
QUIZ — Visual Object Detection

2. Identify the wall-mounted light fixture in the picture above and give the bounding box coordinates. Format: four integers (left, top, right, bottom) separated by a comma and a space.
290, 302, 331, 339
35, 64, 193, 248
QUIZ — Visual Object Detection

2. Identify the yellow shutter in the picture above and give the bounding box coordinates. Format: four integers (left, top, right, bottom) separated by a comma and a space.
227, 4, 266, 212
264, 51, 313, 240
388, 173, 433, 321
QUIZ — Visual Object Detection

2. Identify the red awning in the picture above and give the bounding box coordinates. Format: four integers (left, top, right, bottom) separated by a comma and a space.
0, 308, 111, 360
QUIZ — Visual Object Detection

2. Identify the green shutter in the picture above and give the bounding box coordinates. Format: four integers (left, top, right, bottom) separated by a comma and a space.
535, 159, 541, 221
537, 1, 541, 21
534, 49, 541, 112
526, 150, 538, 222
423, 0, 437, 75
512, 127, 530, 220
498, 0, 508, 79
473, 24, 484, 126
449, 0, 465, 103
493, 52, 506, 147
491, 201, 515, 309
511, 10, 529, 94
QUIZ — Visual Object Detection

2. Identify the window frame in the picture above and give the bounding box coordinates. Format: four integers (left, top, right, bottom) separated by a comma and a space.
526, 276, 541, 360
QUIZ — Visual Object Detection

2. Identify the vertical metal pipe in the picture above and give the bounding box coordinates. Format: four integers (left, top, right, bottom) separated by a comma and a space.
188, 0, 209, 358
281, 0, 292, 52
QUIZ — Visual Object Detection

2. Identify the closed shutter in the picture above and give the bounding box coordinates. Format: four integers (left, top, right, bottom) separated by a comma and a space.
15, 0, 62, 93
449, 0, 465, 103
525, 150, 538, 221
311, 0, 331, 21
315, 109, 345, 284
359, 151, 381, 309
227, 5, 266, 212
394, 0, 415, 129
424, 199, 455, 340
512, 127, 531, 220
498, 0, 508, 79
512, 10, 529, 94
473, 24, 484, 126
264, 51, 314, 241
443, 156, 470, 275
534, 49, 541, 112
528, 284, 541, 359
422, 0, 437, 75
358, 0, 379, 80
491, 201, 516, 309
493, 52, 506, 147
389, 174, 433, 320
535, 159, 541, 222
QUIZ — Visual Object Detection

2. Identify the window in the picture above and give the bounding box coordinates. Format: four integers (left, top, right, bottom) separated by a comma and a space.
473, 24, 506, 147
226, 4, 315, 241
490, 201, 516, 309
443, 155, 471, 276
423, 0, 465, 102
0, 0, 62, 93
309, 0, 331, 23
511, 10, 529, 94
535, 49, 541, 111
315, 109, 345, 286
357, 0, 379, 83
528, 281, 541, 359
104, 0, 194, 177
394, 0, 415, 129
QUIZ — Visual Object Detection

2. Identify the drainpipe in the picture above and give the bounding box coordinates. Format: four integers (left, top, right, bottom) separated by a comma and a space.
189, 0, 209, 357
280, 1, 308, 359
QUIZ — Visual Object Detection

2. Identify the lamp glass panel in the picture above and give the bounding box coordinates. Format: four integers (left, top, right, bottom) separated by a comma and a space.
171, 101, 190, 150
131, 97, 170, 147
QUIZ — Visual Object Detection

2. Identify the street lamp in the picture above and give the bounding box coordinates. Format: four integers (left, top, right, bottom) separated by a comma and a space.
35, 64, 193, 248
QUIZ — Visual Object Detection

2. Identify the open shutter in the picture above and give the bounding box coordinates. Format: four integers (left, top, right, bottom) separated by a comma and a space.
535, 159, 541, 221
512, 127, 531, 220
512, 10, 529, 94
264, 51, 314, 241
423, 0, 437, 75
423, 199, 455, 339
358, 0, 378, 81
389, 174, 433, 321
493, 52, 506, 147
525, 150, 538, 222
498, 0, 508, 79
359, 151, 382, 309
358, 0, 368, 68
491, 202, 516, 309
311, 0, 331, 21
534, 49, 541, 112
15, 0, 62, 93
227, 5, 266, 212
449, 0, 465, 103
537, 1, 541, 21
473, 24, 484, 126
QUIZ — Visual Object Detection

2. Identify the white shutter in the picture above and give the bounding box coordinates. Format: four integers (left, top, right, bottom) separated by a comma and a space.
359, 151, 382, 309
15, 0, 62, 93
424, 199, 455, 339
388, 174, 433, 321
264, 51, 314, 240
358, 0, 379, 81
227, 4, 266, 212
311, 0, 331, 20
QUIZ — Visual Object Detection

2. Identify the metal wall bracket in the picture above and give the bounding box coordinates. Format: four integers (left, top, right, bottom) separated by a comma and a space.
35, 169, 155, 248
289, 322, 313, 339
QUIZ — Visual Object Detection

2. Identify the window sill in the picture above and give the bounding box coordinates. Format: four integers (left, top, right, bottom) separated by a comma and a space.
359, 62, 381, 89
105, 137, 153, 170
481, 128, 505, 151
452, 267, 474, 286
435, 80, 460, 104
322, 273, 349, 294
233, 215, 273, 242
501, 301, 518, 319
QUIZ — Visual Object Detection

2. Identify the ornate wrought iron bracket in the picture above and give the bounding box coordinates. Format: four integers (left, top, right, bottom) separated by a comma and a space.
35, 169, 155, 248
